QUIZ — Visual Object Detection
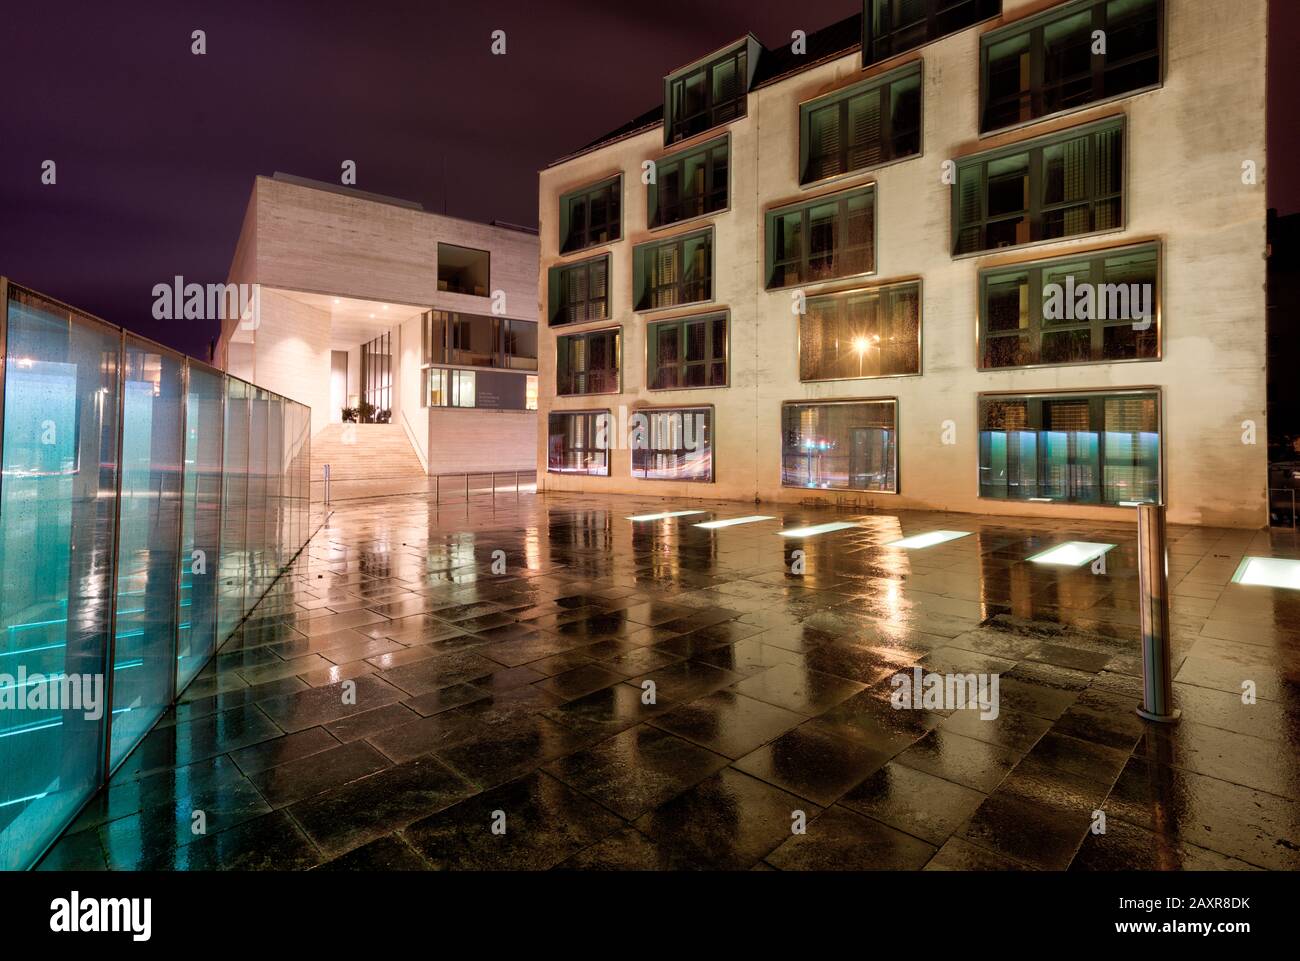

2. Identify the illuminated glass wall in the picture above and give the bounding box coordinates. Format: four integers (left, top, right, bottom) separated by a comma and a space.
0, 282, 313, 871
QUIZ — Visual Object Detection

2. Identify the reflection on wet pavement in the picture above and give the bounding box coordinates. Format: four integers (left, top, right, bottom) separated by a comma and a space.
37, 493, 1300, 871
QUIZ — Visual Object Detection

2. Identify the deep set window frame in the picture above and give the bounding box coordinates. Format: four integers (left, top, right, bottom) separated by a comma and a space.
798, 278, 923, 382
976, 387, 1163, 506
645, 310, 729, 391
559, 174, 623, 255
952, 114, 1126, 257
555, 325, 623, 397
547, 253, 610, 327
648, 134, 731, 230
632, 226, 715, 313
546, 409, 611, 477
863, 0, 1002, 68
630, 405, 716, 483
979, 0, 1164, 135
779, 397, 900, 494
977, 240, 1161, 371
799, 60, 924, 187
766, 183, 877, 290
664, 43, 751, 146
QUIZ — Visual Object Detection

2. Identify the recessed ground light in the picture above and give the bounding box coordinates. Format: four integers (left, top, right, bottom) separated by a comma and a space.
1028, 497, 1055, 503
694, 515, 775, 529
1027, 541, 1116, 567
626, 510, 708, 522
778, 522, 858, 538
1232, 556, 1300, 590
382, 305, 389, 310
1117, 500, 1150, 507
886, 530, 971, 549
369, 313, 375, 318
332, 297, 340, 305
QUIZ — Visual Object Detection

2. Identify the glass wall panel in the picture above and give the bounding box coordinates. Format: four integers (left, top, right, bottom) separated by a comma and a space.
780, 400, 898, 492
0, 289, 120, 871
246, 388, 270, 612
978, 390, 1160, 504
267, 394, 284, 583
547, 411, 610, 476
217, 379, 248, 641
631, 408, 714, 482
108, 337, 185, 770
177, 364, 224, 692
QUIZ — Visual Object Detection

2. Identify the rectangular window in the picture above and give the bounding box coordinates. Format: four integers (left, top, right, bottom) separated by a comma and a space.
801, 62, 922, 185
953, 116, 1124, 256
665, 45, 749, 145
864, 0, 1001, 66
767, 185, 875, 289
980, 242, 1158, 369
526, 375, 538, 411
557, 327, 621, 396
548, 255, 609, 326
978, 390, 1160, 504
781, 400, 898, 492
799, 281, 921, 381
437, 243, 490, 296
503, 318, 538, 370
360, 331, 392, 415
981, 0, 1161, 133
649, 136, 729, 229
423, 368, 478, 408
647, 312, 728, 390
632, 408, 714, 482
548, 411, 610, 475
633, 228, 713, 311
560, 176, 621, 254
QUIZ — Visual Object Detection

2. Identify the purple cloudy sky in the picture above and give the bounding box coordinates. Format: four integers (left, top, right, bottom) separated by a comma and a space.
0, 0, 1294, 358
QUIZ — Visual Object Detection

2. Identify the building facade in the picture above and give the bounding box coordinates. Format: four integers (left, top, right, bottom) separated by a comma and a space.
219, 174, 540, 477
536, 0, 1269, 528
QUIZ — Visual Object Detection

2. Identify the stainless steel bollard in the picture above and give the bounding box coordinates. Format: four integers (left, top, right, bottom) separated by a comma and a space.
1136, 503, 1180, 723
322, 463, 331, 508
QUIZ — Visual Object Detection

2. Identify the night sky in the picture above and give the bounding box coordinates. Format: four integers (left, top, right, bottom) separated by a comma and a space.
1, 0, 1295, 359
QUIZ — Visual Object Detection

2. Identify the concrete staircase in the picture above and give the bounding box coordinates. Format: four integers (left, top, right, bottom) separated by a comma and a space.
310, 423, 429, 502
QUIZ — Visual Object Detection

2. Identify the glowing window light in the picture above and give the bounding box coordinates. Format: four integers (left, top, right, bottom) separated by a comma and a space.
778, 522, 858, 538
885, 530, 970, 549
1232, 557, 1300, 590
626, 510, 708, 522
1027, 541, 1116, 567
694, 515, 775, 529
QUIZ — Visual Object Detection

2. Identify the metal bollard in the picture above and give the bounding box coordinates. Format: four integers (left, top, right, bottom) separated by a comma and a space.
322, 463, 331, 508
1136, 503, 1180, 723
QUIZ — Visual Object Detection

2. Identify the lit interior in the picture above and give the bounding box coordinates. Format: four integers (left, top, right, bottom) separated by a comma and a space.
626, 510, 708, 522
694, 515, 775, 529
1232, 556, 1300, 590
885, 530, 971, 549
778, 522, 858, 538
1027, 541, 1116, 567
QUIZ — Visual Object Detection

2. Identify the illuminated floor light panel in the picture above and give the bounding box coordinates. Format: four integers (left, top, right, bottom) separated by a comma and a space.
694, 515, 775, 529
1232, 556, 1300, 590
626, 510, 708, 522
778, 522, 858, 538
885, 530, 971, 549
1027, 541, 1116, 567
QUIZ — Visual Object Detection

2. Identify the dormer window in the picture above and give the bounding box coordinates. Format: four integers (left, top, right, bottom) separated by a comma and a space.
664, 41, 755, 145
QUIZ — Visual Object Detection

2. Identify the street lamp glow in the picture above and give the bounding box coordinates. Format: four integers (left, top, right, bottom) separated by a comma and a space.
1027, 541, 1116, 567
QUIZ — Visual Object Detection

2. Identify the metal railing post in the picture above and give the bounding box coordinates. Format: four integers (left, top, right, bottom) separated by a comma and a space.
515, 469, 520, 497
322, 463, 331, 508
1136, 503, 1180, 723
466, 472, 470, 503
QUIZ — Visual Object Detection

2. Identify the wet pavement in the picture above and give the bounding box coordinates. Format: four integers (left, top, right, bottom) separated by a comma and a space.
38, 492, 1300, 871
